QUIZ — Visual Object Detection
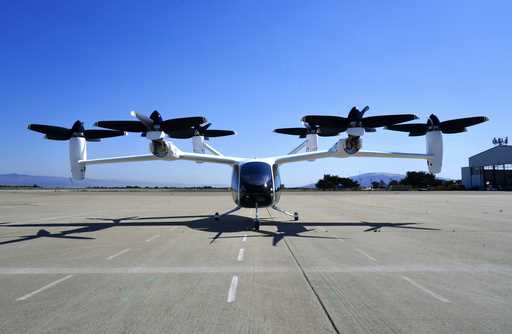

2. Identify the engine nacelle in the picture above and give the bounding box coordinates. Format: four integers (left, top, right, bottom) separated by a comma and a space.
426, 131, 443, 174
347, 127, 365, 137
343, 135, 362, 154
69, 137, 86, 180
150, 140, 178, 159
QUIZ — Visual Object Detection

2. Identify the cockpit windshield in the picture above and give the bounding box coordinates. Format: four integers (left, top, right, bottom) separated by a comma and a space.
240, 162, 273, 189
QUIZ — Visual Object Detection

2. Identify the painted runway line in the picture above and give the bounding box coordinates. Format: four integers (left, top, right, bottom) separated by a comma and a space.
354, 248, 377, 262
16, 275, 73, 301
145, 234, 160, 242
242, 234, 247, 242
237, 248, 245, 262
401, 275, 451, 303
106, 248, 131, 260
227, 275, 239, 303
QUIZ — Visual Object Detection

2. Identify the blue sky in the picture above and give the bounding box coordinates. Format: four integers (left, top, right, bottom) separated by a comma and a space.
1, 1, 510, 186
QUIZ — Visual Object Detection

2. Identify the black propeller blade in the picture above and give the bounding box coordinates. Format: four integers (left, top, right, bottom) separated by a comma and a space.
28, 124, 73, 140
439, 116, 489, 132
386, 114, 489, 136
93, 120, 147, 132
28, 121, 126, 141
384, 123, 429, 136
161, 117, 210, 133
274, 128, 309, 137
273, 125, 340, 138
167, 123, 236, 139
301, 106, 418, 134
95, 110, 208, 136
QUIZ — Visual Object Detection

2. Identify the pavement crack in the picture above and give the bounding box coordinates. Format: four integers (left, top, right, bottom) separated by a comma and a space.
283, 238, 340, 334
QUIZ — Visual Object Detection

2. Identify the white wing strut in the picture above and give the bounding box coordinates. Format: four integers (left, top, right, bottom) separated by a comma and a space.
80, 154, 159, 165
177, 152, 241, 165
353, 150, 433, 160
273, 146, 433, 166
78, 144, 242, 167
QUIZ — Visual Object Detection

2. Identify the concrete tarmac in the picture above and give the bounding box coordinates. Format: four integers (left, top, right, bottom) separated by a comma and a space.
1, 190, 511, 333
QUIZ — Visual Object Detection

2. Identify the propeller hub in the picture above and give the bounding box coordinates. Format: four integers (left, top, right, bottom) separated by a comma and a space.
427, 114, 441, 131
149, 110, 162, 125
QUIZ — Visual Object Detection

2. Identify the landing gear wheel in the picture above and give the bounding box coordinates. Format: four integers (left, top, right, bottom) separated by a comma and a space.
294, 212, 299, 221
254, 219, 260, 231
214, 212, 219, 221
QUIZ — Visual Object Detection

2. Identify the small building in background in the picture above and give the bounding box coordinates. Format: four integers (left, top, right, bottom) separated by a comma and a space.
461, 142, 512, 190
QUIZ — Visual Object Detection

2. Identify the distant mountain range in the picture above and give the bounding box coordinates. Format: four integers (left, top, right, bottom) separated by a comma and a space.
349, 172, 405, 187
0, 173, 191, 188
301, 172, 405, 188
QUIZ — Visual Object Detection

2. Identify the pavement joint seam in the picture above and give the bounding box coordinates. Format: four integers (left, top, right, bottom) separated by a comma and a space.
283, 237, 341, 334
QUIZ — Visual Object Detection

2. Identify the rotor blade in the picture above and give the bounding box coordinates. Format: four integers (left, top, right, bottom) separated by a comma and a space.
362, 114, 418, 128
385, 123, 428, 134
302, 115, 349, 129
409, 129, 428, 136
317, 128, 342, 136
166, 128, 195, 139
273, 128, 308, 136
203, 129, 236, 137
83, 129, 127, 140
94, 120, 146, 132
44, 134, 74, 140
160, 117, 208, 133
440, 116, 488, 132
440, 127, 467, 134
130, 111, 153, 130
28, 124, 72, 138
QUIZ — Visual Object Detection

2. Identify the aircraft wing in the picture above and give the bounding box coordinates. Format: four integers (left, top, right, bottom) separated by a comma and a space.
80, 153, 242, 166
80, 154, 160, 165
272, 149, 432, 165
353, 150, 433, 160
272, 150, 343, 165
177, 152, 242, 165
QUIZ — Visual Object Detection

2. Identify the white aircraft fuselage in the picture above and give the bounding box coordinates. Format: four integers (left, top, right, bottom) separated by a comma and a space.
230, 161, 282, 208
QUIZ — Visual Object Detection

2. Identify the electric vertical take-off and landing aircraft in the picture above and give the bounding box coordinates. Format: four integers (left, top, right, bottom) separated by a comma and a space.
28, 107, 488, 230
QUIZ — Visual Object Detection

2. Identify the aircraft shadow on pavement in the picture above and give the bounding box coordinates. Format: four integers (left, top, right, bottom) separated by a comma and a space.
0, 214, 440, 247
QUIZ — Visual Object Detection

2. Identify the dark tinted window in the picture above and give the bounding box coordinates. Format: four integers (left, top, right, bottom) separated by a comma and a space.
240, 162, 273, 188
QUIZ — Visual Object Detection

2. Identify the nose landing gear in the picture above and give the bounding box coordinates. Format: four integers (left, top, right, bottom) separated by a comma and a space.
254, 204, 260, 231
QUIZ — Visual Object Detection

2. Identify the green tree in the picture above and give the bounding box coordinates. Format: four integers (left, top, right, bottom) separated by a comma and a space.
400, 171, 440, 188
315, 174, 360, 190
371, 180, 387, 189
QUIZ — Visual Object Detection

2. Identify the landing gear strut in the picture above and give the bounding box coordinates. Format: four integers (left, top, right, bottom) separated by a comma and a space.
254, 204, 260, 231
213, 206, 241, 221
271, 205, 299, 221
